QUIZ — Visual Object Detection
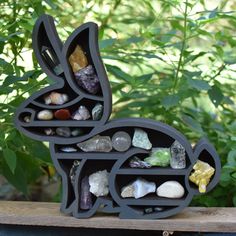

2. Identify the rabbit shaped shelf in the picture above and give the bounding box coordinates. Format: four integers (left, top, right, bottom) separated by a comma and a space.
14, 14, 221, 219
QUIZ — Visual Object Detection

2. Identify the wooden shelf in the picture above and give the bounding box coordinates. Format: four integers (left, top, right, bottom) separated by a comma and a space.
0, 201, 235, 232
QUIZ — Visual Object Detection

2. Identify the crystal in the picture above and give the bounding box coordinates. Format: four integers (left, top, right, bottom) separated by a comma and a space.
88, 170, 109, 197
132, 128, 152, 150
129, 156, 151, 168
71, 106, 90, 120
69, 45, 88, 72
56, 127, 71, 137
189, 160, 215, 193
54, 109, 71, 120
41, 46, 63, 75
144, 148, 171, 167
170, 140, 186, 169
44, 92, 69, 105
69, 160, 80, 186
121, 178, 156, 199
77, 135, 112, 152
37, 110, 53, 120
112, 131, 131, 152
60, 147, 77, 152
80, 176, 93, 210
74, 65, 100, 94
156, 181, 185, 198
44, 128, 54, 136
71, 128, 83, 137
92, 103, 103, 120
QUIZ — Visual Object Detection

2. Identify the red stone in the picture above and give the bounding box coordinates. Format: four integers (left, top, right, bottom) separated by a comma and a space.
54, 109, 71, 120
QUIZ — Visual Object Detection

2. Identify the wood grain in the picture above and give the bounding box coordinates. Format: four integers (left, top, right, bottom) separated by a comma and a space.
0, 201, 235, 232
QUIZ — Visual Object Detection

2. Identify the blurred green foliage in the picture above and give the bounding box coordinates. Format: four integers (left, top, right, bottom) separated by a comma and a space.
0, 0, 236, 206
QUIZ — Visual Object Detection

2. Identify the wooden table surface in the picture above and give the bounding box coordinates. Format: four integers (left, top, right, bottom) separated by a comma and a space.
0, 201, 235, 232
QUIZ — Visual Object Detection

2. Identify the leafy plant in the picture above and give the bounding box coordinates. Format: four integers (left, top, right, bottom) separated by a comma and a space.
0, 0, 236, 206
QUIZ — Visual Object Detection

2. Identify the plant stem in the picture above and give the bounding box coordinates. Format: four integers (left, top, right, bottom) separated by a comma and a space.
172, 0, 188, 92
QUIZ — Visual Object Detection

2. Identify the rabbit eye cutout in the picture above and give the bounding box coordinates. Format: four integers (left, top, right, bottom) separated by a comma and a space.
14, 14, 112, 144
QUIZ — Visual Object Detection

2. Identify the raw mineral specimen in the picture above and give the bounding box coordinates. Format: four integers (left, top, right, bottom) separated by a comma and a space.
129, 156, 151, 168
44, 92, 69, 105
54, 109, 71, 120
170, 140, 186, 169
132, 128, 152, 150
74, 65, 100, 94
60, 147, 77, 152
88, 170, 109, 197
121, 178, 156, 199
144, 208, 153, 214
112, 131, 131, 152
77, 135, 112, 152
92, 103, 103, 120
69, 45, 88, 72
80, 176, 93, 210
69, 160, 80, 186
37, 110, 53, 120
56, 127, 71, 137
189, 160, 215, 193
144, 148, 171, 167
156, 181, 185, 198
71, 105, 90, 120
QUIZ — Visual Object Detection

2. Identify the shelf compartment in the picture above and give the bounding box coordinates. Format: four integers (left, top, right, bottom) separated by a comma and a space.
117, 168, 187, 175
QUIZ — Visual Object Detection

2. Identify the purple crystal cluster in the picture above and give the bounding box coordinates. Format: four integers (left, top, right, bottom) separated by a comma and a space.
74, 65, 100, 94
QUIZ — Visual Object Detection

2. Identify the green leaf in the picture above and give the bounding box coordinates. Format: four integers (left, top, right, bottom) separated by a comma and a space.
99, 38, 116, 49
208, 85, 223, 107
182, 114, 204, 133
187, 78, 211, 91
3, 148, 17, 173
106, 64, 133, 84
161, 94, 180, 109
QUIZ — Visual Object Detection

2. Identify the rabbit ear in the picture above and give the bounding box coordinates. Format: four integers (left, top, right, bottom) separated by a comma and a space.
190, 138, 221, 195
61, 22, 112, 123
32, 14, 64, 81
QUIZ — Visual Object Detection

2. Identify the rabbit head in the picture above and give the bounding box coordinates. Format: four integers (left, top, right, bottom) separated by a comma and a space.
14, 14, 112, 144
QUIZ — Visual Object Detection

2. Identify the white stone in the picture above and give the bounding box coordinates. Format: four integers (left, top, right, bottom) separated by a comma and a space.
121, 178, 156, 199
37, 110, 53, 120
156, 181, 185, 198
88, 170, 109, 197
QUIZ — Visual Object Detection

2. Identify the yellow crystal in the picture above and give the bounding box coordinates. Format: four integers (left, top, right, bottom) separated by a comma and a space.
69, 45, 88, 72
189, 160, 215, 193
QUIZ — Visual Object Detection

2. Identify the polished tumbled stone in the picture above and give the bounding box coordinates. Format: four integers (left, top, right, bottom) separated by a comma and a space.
77, 135, 112, 152
37, 110, 53, 120
156, 181, 185, 198
132, 128, 152, 150
56, 127, 71, 137
112, 131, 131, 152
92, 103, 103, 120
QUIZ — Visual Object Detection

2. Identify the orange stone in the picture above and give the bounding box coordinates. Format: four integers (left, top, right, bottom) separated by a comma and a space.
54, 109, 71, 120
69, 45, 88, 72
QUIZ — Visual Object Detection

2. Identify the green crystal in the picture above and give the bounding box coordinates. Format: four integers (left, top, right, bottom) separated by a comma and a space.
144, 148, 171, 167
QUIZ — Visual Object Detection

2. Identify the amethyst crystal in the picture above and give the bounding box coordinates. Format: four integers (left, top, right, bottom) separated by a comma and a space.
74, 65, 100, 94
80, 176, 93, 210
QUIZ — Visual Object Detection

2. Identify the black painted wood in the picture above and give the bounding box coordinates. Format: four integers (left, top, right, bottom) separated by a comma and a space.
14, 14, 221, 219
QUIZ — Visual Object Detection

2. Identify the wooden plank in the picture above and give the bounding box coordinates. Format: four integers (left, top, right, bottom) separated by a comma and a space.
0, 201, 235, 232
